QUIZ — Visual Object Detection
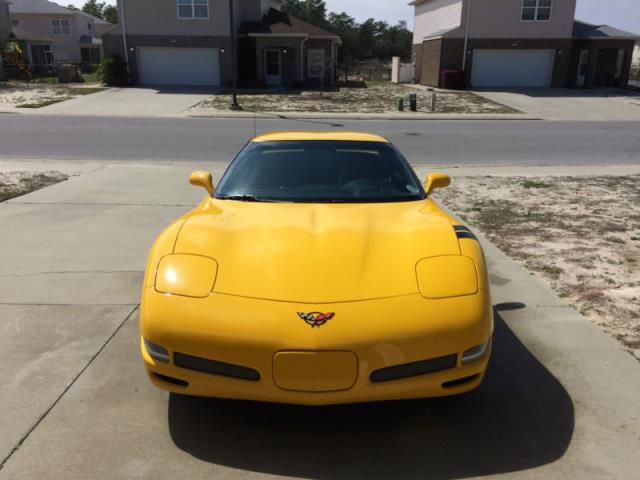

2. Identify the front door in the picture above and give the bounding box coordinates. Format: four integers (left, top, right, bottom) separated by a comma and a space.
265, 49, 282, 86
576, 49, 589, 87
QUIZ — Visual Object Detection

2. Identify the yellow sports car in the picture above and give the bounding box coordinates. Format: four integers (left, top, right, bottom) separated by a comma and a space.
140, 132, 493, 406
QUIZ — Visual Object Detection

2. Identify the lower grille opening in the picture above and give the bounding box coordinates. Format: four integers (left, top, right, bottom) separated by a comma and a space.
174, 352, 261, 382
370, 354, 458, 383
442, 374, 480, 389
153, 373, 189, 387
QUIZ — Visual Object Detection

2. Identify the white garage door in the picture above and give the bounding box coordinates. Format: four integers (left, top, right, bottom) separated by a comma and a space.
138, 47, 220, 86
471, 49, 554, 88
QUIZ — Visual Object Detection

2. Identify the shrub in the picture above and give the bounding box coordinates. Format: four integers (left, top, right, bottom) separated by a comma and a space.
97, 55, 128, 86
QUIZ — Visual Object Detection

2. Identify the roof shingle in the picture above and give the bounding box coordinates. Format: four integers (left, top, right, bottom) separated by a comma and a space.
240, 8, 339, 38
9, 0, 72, 15
573, 20, 639, 39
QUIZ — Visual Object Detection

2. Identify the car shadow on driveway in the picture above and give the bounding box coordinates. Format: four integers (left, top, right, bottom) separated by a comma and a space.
167, 308, 574, 479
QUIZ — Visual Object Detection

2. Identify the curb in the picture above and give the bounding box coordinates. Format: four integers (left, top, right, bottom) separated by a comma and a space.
187, 111, 538, 121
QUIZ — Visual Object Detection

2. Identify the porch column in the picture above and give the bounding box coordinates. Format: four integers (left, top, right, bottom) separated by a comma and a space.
300, 37, 308, 81
330, 40, 336, 85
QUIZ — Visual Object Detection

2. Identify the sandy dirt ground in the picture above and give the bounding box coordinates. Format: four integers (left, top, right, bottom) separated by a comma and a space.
437, 175, 640, 359
0, 83, 103, 109
0, 171, 69, 202
192, 82, 518, 114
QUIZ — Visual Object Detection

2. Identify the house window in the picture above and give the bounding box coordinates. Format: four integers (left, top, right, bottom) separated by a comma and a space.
178, 0, 209, 19
52, 19, 71, 35
522, 0, 552, 21
308, 49, 325, 79
11, 19, 19, 27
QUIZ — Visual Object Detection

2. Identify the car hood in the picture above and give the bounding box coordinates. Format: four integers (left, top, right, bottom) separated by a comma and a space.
174, 199, 460, 303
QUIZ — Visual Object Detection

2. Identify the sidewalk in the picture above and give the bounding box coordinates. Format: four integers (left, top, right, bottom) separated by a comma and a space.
0, 162, 639, 478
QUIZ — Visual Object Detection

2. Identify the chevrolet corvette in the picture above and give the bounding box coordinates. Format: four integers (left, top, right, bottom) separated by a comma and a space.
140, 132, 493, 405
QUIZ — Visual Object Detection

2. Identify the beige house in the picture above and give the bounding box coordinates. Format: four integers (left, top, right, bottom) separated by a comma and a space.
411, 0, 639, 89
103, 0, 341, 88
9, 0, 112, 68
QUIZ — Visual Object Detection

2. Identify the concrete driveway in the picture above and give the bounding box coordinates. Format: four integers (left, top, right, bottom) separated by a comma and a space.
1, 162, 640, 479
33, 87, 214, 117
475, 88, 640, 121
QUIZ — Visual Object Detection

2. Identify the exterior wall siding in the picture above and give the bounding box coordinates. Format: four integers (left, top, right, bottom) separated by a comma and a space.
417, 38, 442, 86
413, 0, 463, 43
118, 0, 231, 36
466, 0, 576, 39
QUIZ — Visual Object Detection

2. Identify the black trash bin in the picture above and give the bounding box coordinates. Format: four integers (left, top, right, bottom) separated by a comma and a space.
409, 93, 418, 112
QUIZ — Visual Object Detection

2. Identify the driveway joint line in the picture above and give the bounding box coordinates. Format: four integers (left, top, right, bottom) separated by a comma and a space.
0, 304, 140, 471
0, 303, 140, 306
4, 202, 194, 207
0, 270, 143, 278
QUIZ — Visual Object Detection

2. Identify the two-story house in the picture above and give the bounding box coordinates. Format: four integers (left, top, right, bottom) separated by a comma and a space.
9, 0, 112, 68
411, 0, 639, 89
102, 0, 341, 88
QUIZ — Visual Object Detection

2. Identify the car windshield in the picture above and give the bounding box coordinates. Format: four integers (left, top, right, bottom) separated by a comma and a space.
215, 140, 425, 203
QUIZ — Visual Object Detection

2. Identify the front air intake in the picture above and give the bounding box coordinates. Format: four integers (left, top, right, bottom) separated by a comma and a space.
370, 354, 458, 383
174, 352, 261, 381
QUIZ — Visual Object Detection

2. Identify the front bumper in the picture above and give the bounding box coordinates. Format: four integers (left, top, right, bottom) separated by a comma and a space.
141, 289, 493, 406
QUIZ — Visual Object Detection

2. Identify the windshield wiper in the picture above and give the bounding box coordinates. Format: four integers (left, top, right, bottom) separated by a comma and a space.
217, 194, 271, 203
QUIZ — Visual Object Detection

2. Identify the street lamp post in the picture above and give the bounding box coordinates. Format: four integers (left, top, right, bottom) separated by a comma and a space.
228, 0, 241, 110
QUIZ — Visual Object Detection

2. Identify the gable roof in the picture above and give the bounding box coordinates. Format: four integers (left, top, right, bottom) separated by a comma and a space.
9, 0, 71, 15
573, 20, 639, 40
75, 9, 111, 25
239, 8, 339, 39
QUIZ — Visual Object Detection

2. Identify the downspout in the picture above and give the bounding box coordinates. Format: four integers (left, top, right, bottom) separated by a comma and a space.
120, 0, 130, 77
461, 0, 471, 71
300, 36, 308, 82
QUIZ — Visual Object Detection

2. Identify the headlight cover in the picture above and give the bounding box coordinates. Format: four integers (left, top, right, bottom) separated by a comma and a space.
416, 255, 478, 299
155, 254, 218, 298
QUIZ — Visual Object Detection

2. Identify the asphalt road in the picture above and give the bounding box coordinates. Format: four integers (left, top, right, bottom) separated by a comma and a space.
1, 114, 639, 164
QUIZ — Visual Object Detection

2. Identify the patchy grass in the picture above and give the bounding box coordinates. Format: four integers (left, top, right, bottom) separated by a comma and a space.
0, 82, 105, 109
192, 81, 519, 115
0, 171, 69, 202
436, 175, 640, 358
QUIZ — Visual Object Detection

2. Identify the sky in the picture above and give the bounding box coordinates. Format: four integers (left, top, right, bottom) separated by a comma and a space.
66, 0, 640, 35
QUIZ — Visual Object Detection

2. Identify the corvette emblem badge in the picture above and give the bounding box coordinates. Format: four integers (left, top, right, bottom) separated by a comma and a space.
297, 312, 335, 328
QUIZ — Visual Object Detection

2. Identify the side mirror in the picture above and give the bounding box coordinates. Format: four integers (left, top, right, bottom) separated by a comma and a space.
189, 171, 214, 195
425, 173, 451, 195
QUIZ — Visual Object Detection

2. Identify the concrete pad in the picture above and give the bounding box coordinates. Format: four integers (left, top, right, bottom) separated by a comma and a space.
32, 87, 215, 118
475, 89, 640, 121
0, 272, 143, 305
6, 164, 226, 206
0, 204, 189, 275
0, 305, 136, 464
